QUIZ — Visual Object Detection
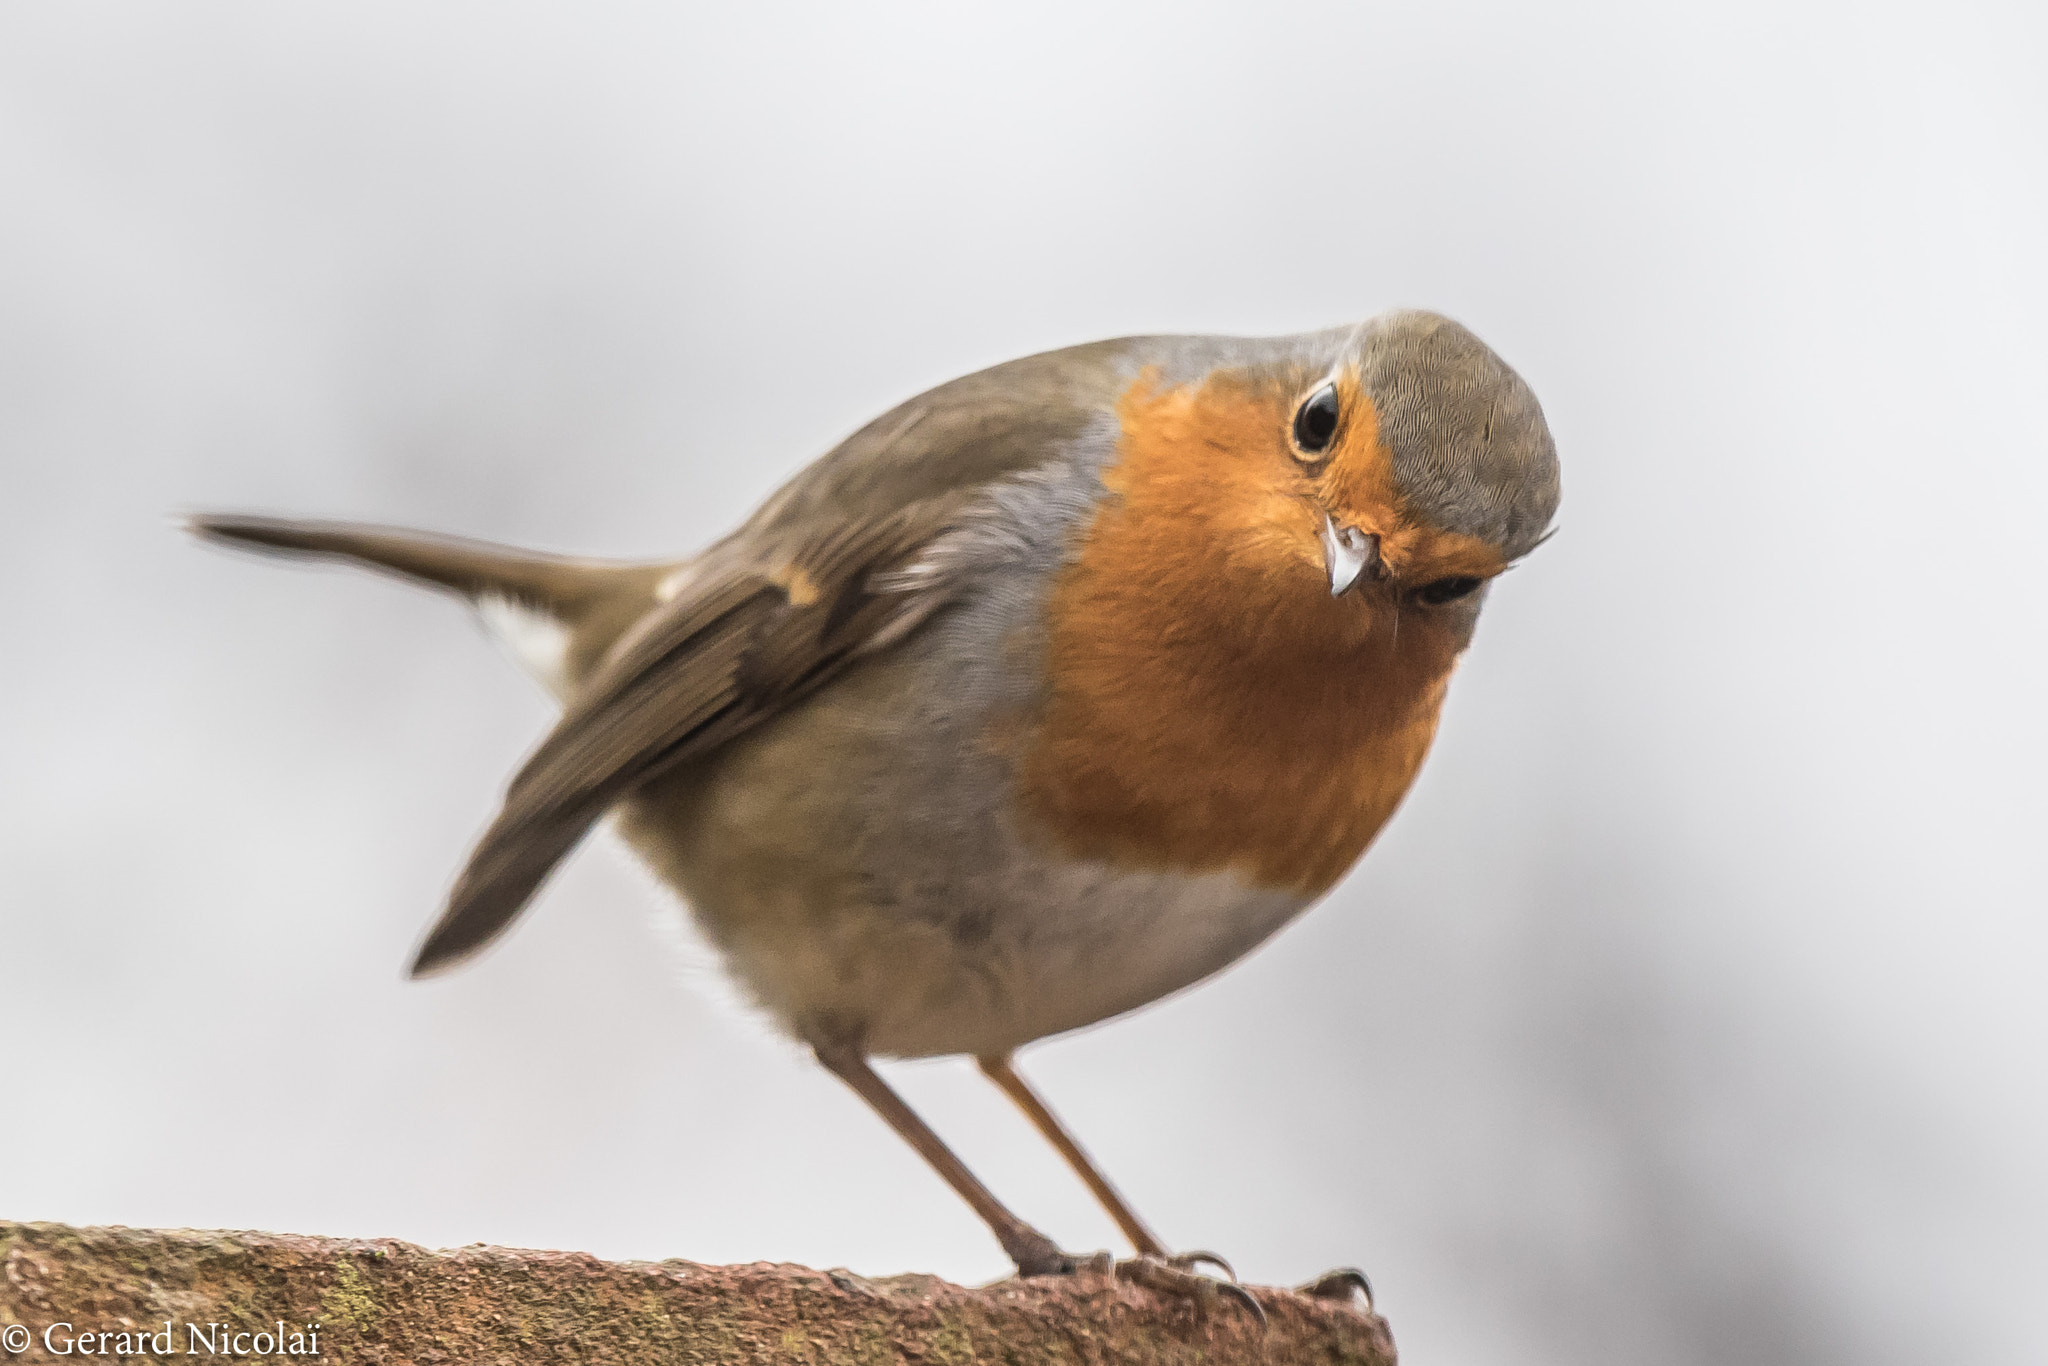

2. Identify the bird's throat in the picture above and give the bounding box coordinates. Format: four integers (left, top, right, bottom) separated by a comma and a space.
1015, 371, 1464, 897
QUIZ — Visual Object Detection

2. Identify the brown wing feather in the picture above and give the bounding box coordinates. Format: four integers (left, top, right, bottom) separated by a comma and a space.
409, 497, 972, 976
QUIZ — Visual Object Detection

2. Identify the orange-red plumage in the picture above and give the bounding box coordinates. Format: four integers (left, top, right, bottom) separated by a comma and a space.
1021, 367, 1503, 897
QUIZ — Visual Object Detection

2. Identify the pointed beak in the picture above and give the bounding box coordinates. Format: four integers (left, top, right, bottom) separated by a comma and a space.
1319, 513, 1384, 596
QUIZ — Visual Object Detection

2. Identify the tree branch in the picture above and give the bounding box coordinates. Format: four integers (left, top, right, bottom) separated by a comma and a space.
0, 1221, 1394, 1364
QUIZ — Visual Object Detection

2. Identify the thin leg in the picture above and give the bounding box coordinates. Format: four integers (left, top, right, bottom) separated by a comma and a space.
812, 1041, 1072, 1276
976, 1054, 1169, 1260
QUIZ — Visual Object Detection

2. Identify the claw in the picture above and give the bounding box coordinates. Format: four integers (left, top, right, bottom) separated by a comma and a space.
1295, 1266, 1374, 1311
1216, 1278, 1268, 1328
1117, 1255, 1268, 1331
1165, 1249, 1237, 1283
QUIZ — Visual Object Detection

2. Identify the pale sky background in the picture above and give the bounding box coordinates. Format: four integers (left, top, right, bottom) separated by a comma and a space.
2, 4, 2043, 1364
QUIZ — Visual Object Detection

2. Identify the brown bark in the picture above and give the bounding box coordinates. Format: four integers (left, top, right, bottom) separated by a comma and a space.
0, 1221, 1394, 1365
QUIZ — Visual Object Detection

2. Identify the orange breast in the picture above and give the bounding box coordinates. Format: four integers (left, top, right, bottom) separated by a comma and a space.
1015, 369, 1468, 897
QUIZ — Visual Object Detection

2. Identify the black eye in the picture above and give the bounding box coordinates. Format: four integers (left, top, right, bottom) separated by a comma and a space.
1415, 576, 1483, 605
1292, 383, 1340, 458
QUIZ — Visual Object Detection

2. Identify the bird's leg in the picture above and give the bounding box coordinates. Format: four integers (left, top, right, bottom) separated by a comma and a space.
810, 1041, 1074, 1276
976, 1053, 1261, 1326
975, 1053, 1169, 1259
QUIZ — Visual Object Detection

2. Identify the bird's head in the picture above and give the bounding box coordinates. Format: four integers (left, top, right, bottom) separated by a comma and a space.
1283, 310, 1558, 639
1096, 310, 1559, 663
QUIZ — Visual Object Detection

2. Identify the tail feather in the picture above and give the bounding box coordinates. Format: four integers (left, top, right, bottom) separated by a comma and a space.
189, 513, 674, 698
186, 513, 620, 614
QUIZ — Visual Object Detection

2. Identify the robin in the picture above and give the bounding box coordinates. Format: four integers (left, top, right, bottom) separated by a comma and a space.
192, 309, 1559, 1316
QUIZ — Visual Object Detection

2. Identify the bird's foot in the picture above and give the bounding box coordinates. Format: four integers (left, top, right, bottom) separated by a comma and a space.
1009, 1238, 1264, 1326
1295, 1266, 1375, 1312
1004, 1229, 1096, 1278
1117, 1251, 1267, 1328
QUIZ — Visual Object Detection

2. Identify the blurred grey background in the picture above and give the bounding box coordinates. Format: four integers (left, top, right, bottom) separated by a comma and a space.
2, 3, 2042, 1363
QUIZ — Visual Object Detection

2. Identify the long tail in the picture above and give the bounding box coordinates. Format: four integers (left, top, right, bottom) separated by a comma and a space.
188, 513, 665, 697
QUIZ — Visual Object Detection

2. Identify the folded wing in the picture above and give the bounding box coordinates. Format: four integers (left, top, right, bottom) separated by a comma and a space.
411, 497, 975, 976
